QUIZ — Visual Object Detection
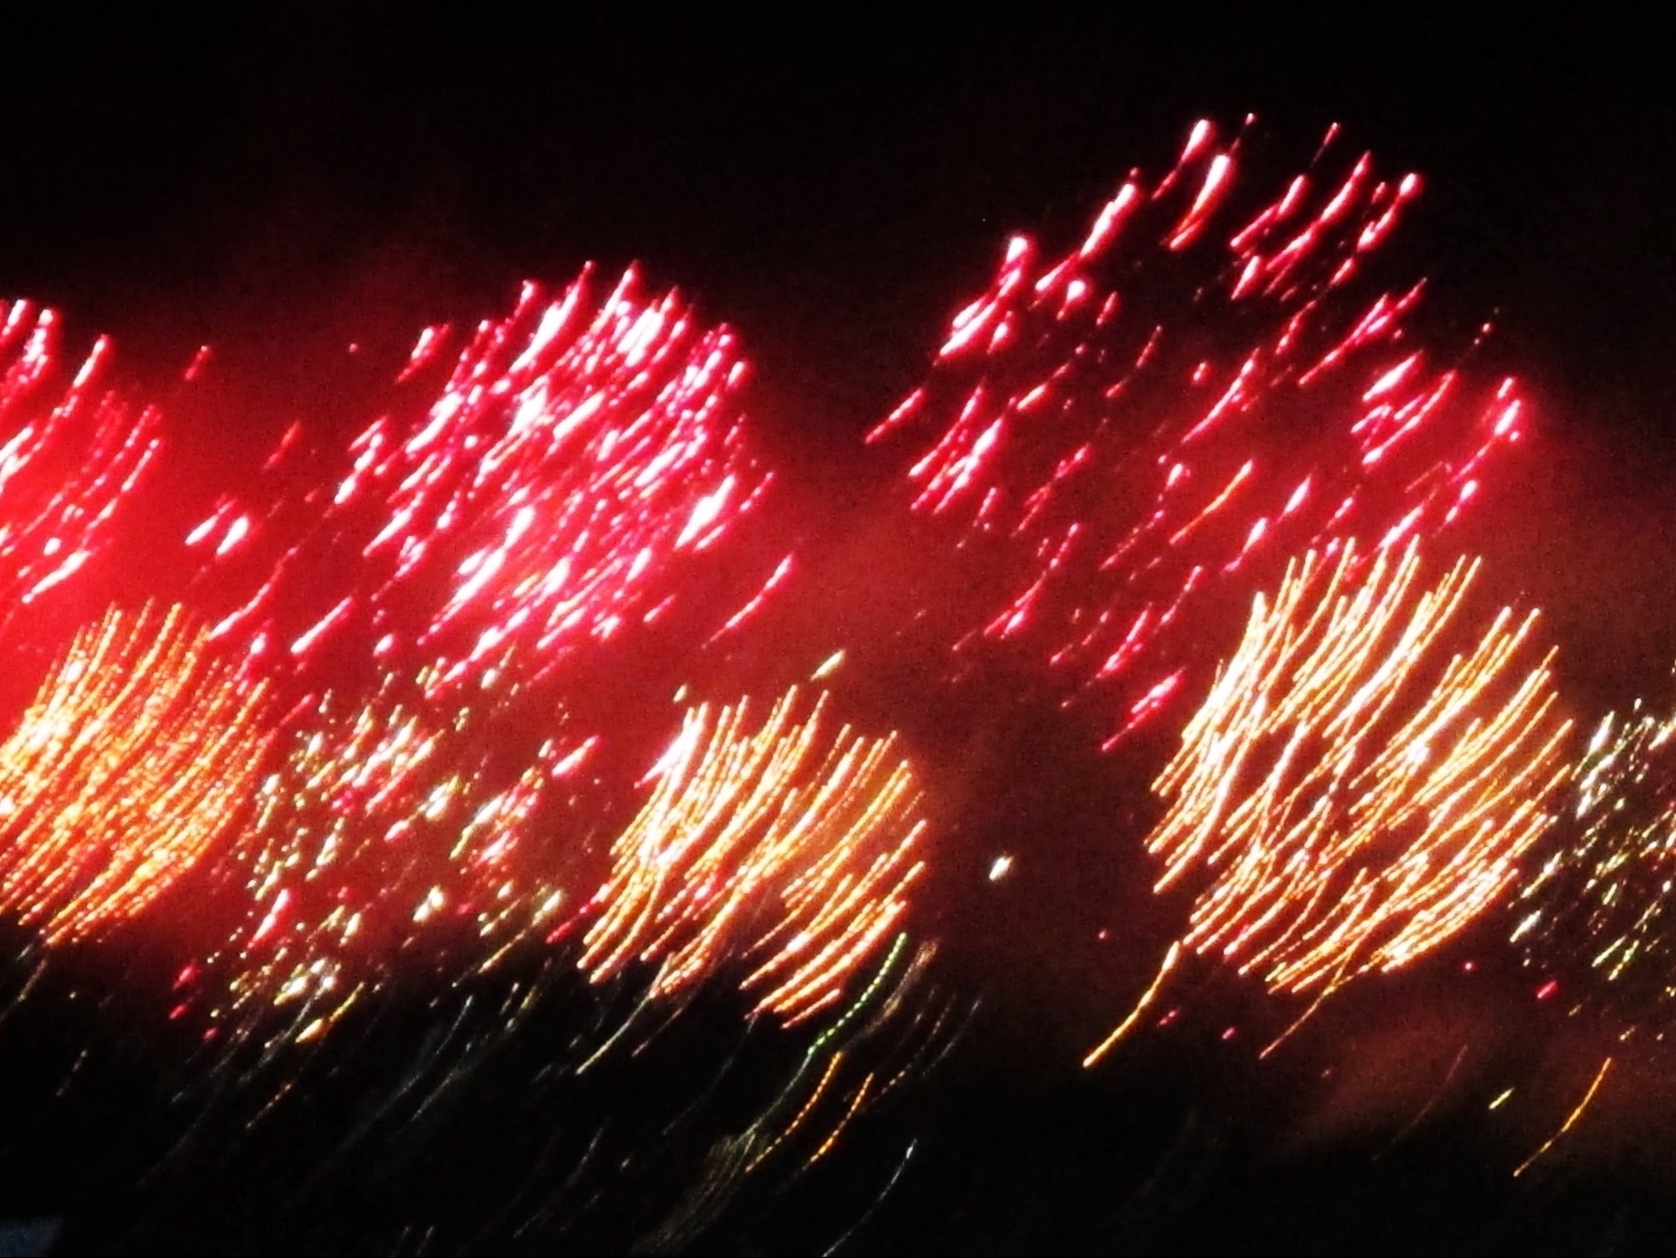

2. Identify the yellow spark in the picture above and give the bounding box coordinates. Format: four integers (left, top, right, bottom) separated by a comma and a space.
0, 605, 271, 942
581, 687, 928, 1025
1148, 539, 1570, 996
1513, 1056, 1613, 1177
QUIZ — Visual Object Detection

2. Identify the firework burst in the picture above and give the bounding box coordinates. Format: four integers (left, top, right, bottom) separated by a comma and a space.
1089, 540, 1570, 1062
191, 684, 605, 1045
582, 688, 928, 1027
189, 267, 781, 697
1512, 696, 1676, 1023
0, 605, 270, 944
870, 120, 1526, 745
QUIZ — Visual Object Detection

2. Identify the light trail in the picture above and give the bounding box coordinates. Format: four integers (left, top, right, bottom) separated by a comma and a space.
582, 689, 928, 1026
0, 606, 270, 943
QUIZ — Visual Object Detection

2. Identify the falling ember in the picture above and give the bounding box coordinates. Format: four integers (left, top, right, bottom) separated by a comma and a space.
0, 606, 270, 943
1513, 1056, 1614, 1178
0, 300, 161, 645
1512, 697, 1676, 1023
1087, 540, 1569, 1061
870, 120, 1527, 744
200, 682, 602, 1036
190, 268, 781, 700
582, 689, 928, 1026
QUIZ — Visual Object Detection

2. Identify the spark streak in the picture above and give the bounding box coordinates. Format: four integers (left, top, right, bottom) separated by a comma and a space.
872, 121, 1526, 744
1513, 1056, 1613, 1177
582, 689, 928, 1026
0, 606, 270, 942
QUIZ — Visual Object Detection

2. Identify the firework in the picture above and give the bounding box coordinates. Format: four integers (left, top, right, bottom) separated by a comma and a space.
0, 606, 270, 943
870, 120, 1526, 745
174, 268, 788, 1033
1511, 696, 1676, 1022
0, 300, 161, 646
1089, 540, 1569, 1063
582, 688, 928, 1026
189, 268, 781, 699
188, 682, 606, 1043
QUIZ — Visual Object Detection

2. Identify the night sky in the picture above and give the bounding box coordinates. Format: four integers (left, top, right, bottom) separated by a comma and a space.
5, 9, 1676, 1253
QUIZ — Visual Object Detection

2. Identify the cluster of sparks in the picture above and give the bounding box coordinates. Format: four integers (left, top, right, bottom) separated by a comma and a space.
1090, 540, 1570, 1064
0, 299, 161, 643
583, 688, 927, 1026
197, 686, 601, 1043
1512, 700, 1676, 1024
872, 120, 1525, 745
188, 267, 782, 696
1153, 538, 1568, 990
170, 269, 817, 1034
0, 606, 270, 943
0, 279, 938, 1237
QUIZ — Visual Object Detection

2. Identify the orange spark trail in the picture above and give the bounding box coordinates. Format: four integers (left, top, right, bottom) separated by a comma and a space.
1513, 1056, 1613, 1178
1149, 540, 1569, 996
582, 689, 928, 1026
1088, 541, 1570, 1063
0, 606, 270, 943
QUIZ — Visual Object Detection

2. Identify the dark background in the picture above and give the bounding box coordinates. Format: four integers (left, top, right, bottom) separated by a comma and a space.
5, 8, 1676, 1252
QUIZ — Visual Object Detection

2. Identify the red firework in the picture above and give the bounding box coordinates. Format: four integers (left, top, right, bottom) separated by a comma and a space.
187, 268, 782, 698
0, 300, 161, 649
870, 120, 1526, 746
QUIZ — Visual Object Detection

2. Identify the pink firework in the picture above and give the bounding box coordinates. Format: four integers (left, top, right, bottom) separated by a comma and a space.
0, 300, 161, 649
869, 120, 1526, 746
188, 266, 782, 701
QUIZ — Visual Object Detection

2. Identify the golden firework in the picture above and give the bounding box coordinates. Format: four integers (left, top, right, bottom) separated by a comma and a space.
1150, 539, 1569, 995
0, 606, 270, 942
582, 688, 927, 1025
